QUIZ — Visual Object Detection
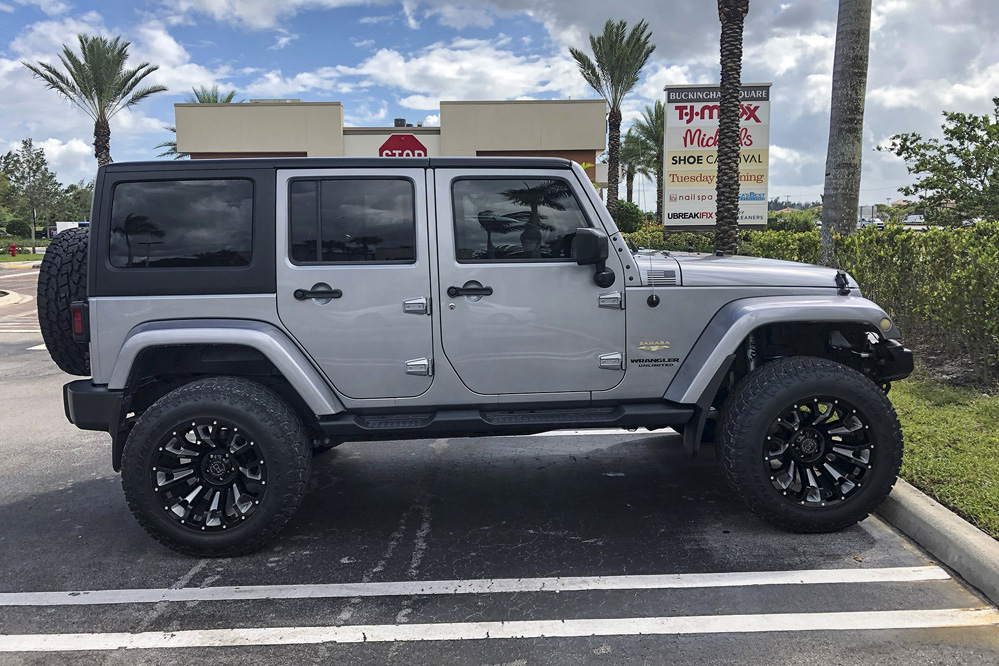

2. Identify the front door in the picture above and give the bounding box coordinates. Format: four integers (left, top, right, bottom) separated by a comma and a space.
276, 168, 434, 400
434, 170, 627, 395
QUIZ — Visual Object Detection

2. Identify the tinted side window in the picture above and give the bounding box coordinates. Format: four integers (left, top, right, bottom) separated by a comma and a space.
452, 179, 589, 262
289, 179, 416, 263
109, 179, 253, 268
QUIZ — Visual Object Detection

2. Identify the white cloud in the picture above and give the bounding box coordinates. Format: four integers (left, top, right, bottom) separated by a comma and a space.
358, 14, 393, 24
269, 29, 298, 50
129, 21, 234, 93
34, 137, 92, 178
10, 11, 107, 61
423, 113, 440, 126
338, 37, 591, 109
12, 0, 70, 15
241, 67, 350, 97
0, 3, 15, 12
161, 0, 376, 30
401, 0, 420, 29
344, 102, 388, 126
425, 4, 494, 29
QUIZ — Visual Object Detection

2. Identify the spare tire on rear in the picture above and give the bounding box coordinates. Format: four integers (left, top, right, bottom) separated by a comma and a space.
38, 227, 90, 376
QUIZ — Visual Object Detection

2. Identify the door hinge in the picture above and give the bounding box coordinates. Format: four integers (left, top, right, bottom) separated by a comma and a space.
406, 358, 433, 376
598, 352, 625, 370
598, 291, 624, 309
403, 296, 431, 315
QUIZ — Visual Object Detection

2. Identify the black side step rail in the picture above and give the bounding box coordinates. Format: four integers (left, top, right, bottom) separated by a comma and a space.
318, 403, 695, 442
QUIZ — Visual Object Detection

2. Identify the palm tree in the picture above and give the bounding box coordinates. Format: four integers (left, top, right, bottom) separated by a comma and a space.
187, 85, 239, 104
23, 34, 166, 166
715, 0, 750, 255
113, 213, 164, 267
501, 181, 569, 258
570, 20, 655, 218
156, 86, 241, 159
820, 0, 872, 265
619, 131, 644, 204
629, 101, 666, 224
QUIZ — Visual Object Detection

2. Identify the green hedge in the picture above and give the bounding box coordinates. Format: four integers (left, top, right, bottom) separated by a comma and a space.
1, 237, 50, 256
624, 223, 999, 384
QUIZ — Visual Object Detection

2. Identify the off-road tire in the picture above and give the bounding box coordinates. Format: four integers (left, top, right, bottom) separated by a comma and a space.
121, 376, 311, 556
718, 357, 903, 533
37, 227, 89, 376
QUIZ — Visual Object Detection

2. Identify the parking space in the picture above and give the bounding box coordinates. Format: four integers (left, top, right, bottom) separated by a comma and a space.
1, 267, 997, 664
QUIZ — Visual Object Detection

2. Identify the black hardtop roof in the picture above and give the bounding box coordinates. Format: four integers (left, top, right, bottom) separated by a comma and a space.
101, 156, 576, 172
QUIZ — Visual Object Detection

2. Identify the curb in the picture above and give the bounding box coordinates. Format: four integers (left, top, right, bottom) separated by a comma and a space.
877, 479, 999, 605
0, 290, 21, 306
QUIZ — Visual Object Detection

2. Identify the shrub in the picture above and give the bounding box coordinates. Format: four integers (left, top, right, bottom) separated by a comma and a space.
5, 220, 31, 237
767, 210, 818, 233
612, 200, 645, 233
619, 223, 999, 383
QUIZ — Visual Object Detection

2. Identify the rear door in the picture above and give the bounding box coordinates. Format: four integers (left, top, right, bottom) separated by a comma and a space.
434, 169, 627, 395
275, 168, 434, 399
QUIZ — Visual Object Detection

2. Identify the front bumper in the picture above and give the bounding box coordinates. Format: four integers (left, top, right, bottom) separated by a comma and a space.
63, 380, 124, 432
877, 339, 915, 382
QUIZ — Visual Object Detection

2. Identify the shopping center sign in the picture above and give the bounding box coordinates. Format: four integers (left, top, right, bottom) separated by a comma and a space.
663, 83, 772, 227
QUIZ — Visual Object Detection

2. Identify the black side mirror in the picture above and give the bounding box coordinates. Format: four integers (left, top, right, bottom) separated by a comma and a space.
572, 227, 615, 288
573, 228, 609, 266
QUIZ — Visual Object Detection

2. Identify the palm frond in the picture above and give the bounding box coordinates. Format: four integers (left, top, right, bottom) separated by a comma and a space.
571, 19, 656, 110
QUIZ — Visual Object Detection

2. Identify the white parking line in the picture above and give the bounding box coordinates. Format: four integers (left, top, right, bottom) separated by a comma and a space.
0, 272, 37, 279
0, 330, 41, 334
0, 566, 950, 607
1, 608, 995, 652
26, 344, 46, 351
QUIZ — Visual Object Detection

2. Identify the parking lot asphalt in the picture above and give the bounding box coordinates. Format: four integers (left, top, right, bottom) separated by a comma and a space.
1, 265, 997, 665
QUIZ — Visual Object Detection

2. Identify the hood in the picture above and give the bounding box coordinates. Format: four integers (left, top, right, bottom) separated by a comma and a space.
633, 251, 859, 289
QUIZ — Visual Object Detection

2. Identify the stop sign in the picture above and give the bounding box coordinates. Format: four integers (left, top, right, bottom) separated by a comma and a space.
379, 134, 428, 158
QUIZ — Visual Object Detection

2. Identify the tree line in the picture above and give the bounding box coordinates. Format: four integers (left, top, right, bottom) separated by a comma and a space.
1, 140, 93, 253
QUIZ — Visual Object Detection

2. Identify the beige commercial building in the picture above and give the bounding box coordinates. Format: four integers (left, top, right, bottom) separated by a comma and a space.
174, 99, 607, 179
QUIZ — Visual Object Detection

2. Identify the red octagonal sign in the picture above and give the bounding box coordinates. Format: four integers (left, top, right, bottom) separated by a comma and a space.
379, 134, 428, 157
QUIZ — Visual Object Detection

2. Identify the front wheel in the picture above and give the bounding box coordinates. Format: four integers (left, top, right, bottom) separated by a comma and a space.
718, 357, 903, 533
121, 377, 311, 556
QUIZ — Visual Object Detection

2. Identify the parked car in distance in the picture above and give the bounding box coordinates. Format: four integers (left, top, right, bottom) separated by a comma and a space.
903, 214, 925, 225
858, 217, 884, 231
35, 225, 57, 239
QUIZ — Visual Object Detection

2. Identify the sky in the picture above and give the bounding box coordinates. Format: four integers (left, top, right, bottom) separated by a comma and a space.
1, 0, 998, 210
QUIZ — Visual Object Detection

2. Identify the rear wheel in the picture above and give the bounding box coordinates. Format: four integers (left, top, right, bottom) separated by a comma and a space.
37, 227, 89, 376
718, 357, 903, 533
121, 376, 311, 556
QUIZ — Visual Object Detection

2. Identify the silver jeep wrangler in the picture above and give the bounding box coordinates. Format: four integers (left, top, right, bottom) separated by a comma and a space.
40, 157, 913, 556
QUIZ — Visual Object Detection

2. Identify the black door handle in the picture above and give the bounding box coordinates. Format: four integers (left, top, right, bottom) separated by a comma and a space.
447, 285, 493, 298
294, 288, 342, 300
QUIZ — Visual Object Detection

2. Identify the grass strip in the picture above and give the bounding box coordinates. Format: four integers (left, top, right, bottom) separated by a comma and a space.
892, 373, 999, 539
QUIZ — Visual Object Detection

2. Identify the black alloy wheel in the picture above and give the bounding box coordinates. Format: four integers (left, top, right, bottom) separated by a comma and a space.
718, 356, 903, 533
151, 419, 267, 531
122, 376, 311, 556
763, 397, 874, 508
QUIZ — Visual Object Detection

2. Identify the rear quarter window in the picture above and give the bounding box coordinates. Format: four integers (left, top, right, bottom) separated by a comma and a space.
108, 179, 253, 268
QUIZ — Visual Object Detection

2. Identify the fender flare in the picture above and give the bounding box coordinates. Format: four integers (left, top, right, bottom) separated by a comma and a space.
108, 319, 345, 416
665, 294, 899, 406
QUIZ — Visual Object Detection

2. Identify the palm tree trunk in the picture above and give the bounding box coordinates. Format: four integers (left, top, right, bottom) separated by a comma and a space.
715, 0, 749, 255
626, 169, 634, 203
607, 107, 622, 216
94, 118, 112, 166
655, 163, 664, 225
820, 0, 872, 265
